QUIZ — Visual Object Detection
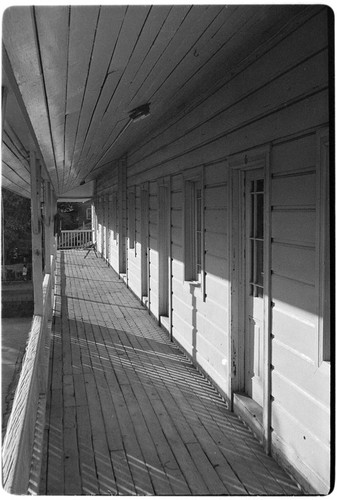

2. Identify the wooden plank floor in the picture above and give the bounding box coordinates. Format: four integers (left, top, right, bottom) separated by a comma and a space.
39, 249, 302, 495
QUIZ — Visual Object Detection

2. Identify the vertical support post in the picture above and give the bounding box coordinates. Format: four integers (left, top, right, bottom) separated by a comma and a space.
44, 181, 52, 274
49, 189, 56, 313
2, 87, 8, 280
30, 151, 43, 316
118, 156, 127, 274
2, 195, 6, 281
107, 193, 112, 264
51, 187, 55, 262
51, 190, 57, 259
92, 200, 97, 245
103, 194, 109, 263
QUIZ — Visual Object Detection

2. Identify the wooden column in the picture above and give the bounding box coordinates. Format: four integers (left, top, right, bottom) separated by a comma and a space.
2, 87, 8, 280
118, 156, 127, 274
30, 151, 43, 316
52, 190, 58, 258
44, 181, 52, 274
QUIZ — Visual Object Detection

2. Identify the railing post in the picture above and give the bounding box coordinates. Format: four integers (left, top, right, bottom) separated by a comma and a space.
30, 151, 43, 316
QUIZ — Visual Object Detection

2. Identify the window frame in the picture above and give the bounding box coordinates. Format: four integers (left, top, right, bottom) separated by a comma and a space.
183, 166, 205, 300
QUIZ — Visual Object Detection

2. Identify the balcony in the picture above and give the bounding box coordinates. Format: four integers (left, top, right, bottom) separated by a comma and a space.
2, 248, 302, 495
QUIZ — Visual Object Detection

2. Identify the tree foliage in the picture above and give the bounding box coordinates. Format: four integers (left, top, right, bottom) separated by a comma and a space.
2, 188, 32, 263
58, 202, 74, 213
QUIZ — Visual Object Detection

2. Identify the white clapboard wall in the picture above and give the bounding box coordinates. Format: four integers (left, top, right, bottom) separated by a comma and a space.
94, 8, 330, 494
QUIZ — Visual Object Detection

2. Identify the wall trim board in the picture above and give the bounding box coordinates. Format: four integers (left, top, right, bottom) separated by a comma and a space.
271, 167, 315, 178
271, 204, 315, 212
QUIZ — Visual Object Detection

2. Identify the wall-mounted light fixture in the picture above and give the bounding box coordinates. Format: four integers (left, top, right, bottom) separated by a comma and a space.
129, 103, 150, 122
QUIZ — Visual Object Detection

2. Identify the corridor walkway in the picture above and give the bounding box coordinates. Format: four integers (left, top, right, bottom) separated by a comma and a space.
39, 250, 302, 495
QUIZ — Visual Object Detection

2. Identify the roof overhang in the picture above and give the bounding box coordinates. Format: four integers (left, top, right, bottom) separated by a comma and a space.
57, 180, 95, 203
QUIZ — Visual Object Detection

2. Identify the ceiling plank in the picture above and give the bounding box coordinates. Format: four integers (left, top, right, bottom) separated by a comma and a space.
121, 5, 191, 110
34, 6, 69, 192
85, 117, 131, 179
81, 5, 190, 169
117, 7, 256, 148
2, 143, 31, 182
127, 5, 222, 109
84, 5, 173, 167
147, 6, 236, 106
2, 6, 59, 190
82, 5, 225, 168
3, 129, 30, 171
104, 6, 306, 167
168, 6, 307, 114
63, 5, 100, 192
69, 5, 127, 186
2, 160, 30, 192
1, 175, 31, 198
78, 5, 151, 166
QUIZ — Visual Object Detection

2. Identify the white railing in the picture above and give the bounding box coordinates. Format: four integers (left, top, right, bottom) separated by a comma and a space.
2, 257, 55, 494
58, 229, 93, 249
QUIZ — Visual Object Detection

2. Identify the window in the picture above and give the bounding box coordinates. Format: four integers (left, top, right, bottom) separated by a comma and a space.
184, 172, 203, 283
248, 177, 264, 298
86, 207, 92, 221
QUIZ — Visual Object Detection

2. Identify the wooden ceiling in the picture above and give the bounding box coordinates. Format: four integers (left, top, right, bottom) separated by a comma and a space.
2, 5, 305, 198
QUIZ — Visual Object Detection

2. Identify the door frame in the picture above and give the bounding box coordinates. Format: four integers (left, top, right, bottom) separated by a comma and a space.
227, 146, 271, 452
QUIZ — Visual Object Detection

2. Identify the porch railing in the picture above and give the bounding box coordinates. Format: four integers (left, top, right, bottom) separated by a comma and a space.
2, 256, 55, 494
58, 229, 93, 249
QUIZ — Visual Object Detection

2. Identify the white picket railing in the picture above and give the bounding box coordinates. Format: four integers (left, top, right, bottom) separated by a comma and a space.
58, 229, 93, 249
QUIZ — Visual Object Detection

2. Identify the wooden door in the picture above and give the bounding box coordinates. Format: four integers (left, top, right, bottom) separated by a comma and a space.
244, 168, 265, 407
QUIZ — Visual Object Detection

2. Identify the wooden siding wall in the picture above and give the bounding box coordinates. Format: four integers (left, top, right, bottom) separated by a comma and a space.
93, 8, 330, 494
270, 133, 330, 493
